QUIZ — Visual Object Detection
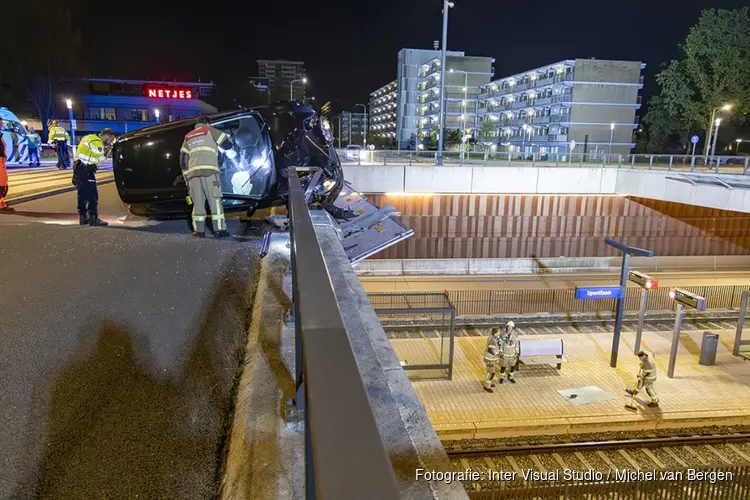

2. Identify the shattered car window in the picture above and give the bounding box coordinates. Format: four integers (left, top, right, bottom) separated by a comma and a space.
214, 115, 276, 201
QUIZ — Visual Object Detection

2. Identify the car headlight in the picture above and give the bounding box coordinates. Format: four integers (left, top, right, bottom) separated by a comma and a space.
319, 117, 334, 143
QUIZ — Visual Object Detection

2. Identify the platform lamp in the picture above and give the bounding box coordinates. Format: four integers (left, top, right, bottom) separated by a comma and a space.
66, 99, 76, 159
155, 109, 160, 124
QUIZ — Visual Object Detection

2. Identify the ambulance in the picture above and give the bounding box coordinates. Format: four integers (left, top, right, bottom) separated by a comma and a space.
0, 107, 30, 164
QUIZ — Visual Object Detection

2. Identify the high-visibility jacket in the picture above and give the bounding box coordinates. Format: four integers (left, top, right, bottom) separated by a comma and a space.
484, 333, 502, 362
639, 351, 657, 382
76, 134, 107, 166
48, 126, 69, 143
179, 124, 233, 180
501, 332, 520, 359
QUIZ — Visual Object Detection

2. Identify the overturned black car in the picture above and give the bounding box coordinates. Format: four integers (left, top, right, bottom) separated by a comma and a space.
112, 101, 414, 263
113, 101, 343, 218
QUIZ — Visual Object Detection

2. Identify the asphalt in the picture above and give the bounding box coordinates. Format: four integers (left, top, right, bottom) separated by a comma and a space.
0, 186, 260, 499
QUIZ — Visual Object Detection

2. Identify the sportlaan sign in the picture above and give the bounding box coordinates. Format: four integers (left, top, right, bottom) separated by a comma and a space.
575, 286, 623, 300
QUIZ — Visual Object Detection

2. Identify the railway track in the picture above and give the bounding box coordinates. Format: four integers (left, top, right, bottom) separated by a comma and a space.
447, 434, 750, 490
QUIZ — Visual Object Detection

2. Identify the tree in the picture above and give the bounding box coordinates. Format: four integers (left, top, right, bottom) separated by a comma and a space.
479, 119, 496, 142
642, 96, 684, 153
646, 8, 750, 154
0, 0, 84, 138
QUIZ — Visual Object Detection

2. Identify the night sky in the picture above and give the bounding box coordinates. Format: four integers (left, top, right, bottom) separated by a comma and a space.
72, 0, 748, 108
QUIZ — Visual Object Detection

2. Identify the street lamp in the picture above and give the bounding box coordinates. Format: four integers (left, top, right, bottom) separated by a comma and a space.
65, 98, 76, 157
290, 77, 308, 101
711, 118, 722, 162
436, 0, 455, 166
356, 103, 367, 150
608, 122, 615, 165
705, 103, 732, 156
154, 109, 160, 124
736, 138, 744, 155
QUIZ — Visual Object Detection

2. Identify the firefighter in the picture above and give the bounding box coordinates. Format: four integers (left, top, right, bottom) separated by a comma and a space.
73, 128, 116, 226
180, 115, 235, 238
627, 350, 660, 408
483, 327, 503, 393
0, 118, 8, 211
26, 127, 42, 167
498, 321, 520, 384
48, 120, 71, 169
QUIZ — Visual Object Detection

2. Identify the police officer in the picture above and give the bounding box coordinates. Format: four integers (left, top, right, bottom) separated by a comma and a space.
48, 120, 70, 169
498, 321, 520, 384
180, 115, 235, 238
26, 127, 42, 167
483, 327, 503, 393
73, 128, 116, 226
627, 350, 660, 408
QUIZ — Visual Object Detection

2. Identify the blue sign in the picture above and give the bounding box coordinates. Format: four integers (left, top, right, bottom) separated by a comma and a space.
691, 135, 700, 144
576, 286, 623, 300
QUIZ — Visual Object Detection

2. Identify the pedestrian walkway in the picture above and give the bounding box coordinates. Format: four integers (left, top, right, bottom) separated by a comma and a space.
5, 164, 114, 203
390, 326, 750, 439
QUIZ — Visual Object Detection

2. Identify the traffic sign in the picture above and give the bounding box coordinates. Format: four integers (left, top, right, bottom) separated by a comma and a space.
691, 135, 699, 144
576, 286, 623, 300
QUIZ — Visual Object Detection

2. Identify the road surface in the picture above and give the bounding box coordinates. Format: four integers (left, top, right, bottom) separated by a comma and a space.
0, 177, 260, 498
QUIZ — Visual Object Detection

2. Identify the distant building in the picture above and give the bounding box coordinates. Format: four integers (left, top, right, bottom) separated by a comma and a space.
249, 76, 271, 102
256, 59, 306, 100
57, 78, 217, 139
369, 48, 494, 148
478, 59, 644, 156
336, 111, 367, 147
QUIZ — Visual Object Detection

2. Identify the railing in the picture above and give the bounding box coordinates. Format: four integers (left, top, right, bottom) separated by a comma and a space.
433, 284, 750, 316
468, 464, 750, 500
287, 168, 400, 500
336, 149, 750, 174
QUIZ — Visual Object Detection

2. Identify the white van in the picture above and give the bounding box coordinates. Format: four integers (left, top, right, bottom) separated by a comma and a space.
0, 107, 30, 164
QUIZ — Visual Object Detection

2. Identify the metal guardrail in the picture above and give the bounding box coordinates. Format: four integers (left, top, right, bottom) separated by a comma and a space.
383, 284, 750, 317
468, 464, 750, 499
337, 149, 750, 175
287, 168, 400, 500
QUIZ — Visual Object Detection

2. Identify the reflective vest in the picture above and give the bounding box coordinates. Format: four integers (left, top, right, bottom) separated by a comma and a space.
48, 126, 69, 143
501, 332, 520, 358
76, 134, 107, 166
640, 351, 657, 382
180, 125, 229, 180
484, 333, 502, 362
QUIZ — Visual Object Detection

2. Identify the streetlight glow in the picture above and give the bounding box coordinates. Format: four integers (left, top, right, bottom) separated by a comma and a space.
722, 104, 732, 111
610, 122, 615, 130
65, 99, 72, 110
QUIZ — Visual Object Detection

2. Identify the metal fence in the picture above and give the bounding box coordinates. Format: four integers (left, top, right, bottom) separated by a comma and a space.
468, 464, 750, 499
431, 284, 750, 317
337, 149, 750, 176
287, 168, 400, 499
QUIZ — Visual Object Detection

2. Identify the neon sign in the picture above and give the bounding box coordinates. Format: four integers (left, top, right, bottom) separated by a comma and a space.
145, 86, 193, 99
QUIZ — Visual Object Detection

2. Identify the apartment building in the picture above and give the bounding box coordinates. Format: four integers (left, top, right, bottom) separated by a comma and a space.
256, 59, 306, 99
416, 54, 494, 143
338, 111, 367, 147
369, 48, 493, 148
478, 58, 644, 156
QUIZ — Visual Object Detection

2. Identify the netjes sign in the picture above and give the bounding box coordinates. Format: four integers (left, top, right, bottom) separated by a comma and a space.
145, 86, 194, 99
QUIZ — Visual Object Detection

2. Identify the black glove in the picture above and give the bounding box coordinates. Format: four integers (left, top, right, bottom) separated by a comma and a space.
71, 172, 78, 186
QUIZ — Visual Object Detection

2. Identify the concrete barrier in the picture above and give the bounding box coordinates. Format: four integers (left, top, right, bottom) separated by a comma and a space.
355, 255, 750, 276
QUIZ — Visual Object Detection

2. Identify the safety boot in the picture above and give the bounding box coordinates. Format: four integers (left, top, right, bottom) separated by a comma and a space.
483, 387, 493, 393
648, 402, 659, 408
215, 230, 231, 239
89, 216, 108, 227
192, 232, 205, 238
79, 215, 89, 225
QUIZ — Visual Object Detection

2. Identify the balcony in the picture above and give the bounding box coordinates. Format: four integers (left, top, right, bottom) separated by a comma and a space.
548, 134, 568, 142
549, 115, 570, 123
529, 96, 553, 107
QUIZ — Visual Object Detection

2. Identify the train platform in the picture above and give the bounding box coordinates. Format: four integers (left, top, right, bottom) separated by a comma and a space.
390, 326, 750, 440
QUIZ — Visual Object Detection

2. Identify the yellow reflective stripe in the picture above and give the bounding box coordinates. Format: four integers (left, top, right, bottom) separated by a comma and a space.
216, 132, 227, 144
193, 215, 207, 221
180, 147, 189, 154
188, 146, 218, 154
185, 165, 220, 174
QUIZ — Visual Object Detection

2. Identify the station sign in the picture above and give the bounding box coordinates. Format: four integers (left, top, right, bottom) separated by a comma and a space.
576, 286, 623, 300
144, 86, 194, 100
669, 288, 706, 310
628, 270, 658, 290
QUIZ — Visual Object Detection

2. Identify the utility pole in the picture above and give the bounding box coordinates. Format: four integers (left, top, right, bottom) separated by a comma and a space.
437, 0, 452, 165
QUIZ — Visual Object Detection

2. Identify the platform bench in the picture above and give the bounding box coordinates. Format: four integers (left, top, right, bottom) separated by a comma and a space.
515, 338, 567, 370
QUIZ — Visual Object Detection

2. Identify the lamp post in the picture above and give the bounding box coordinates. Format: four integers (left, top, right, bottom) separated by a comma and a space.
736, 138, 743, 155
705, 104, 732, 156
436, 0, 455, 166
711, 118, 722, 161
608, 122, 615, 165
521, 124, 529, 156
356, 103, 367, 150
155, 109, 160, 124
290, 77, 307, 101
66, 99, 76, 159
